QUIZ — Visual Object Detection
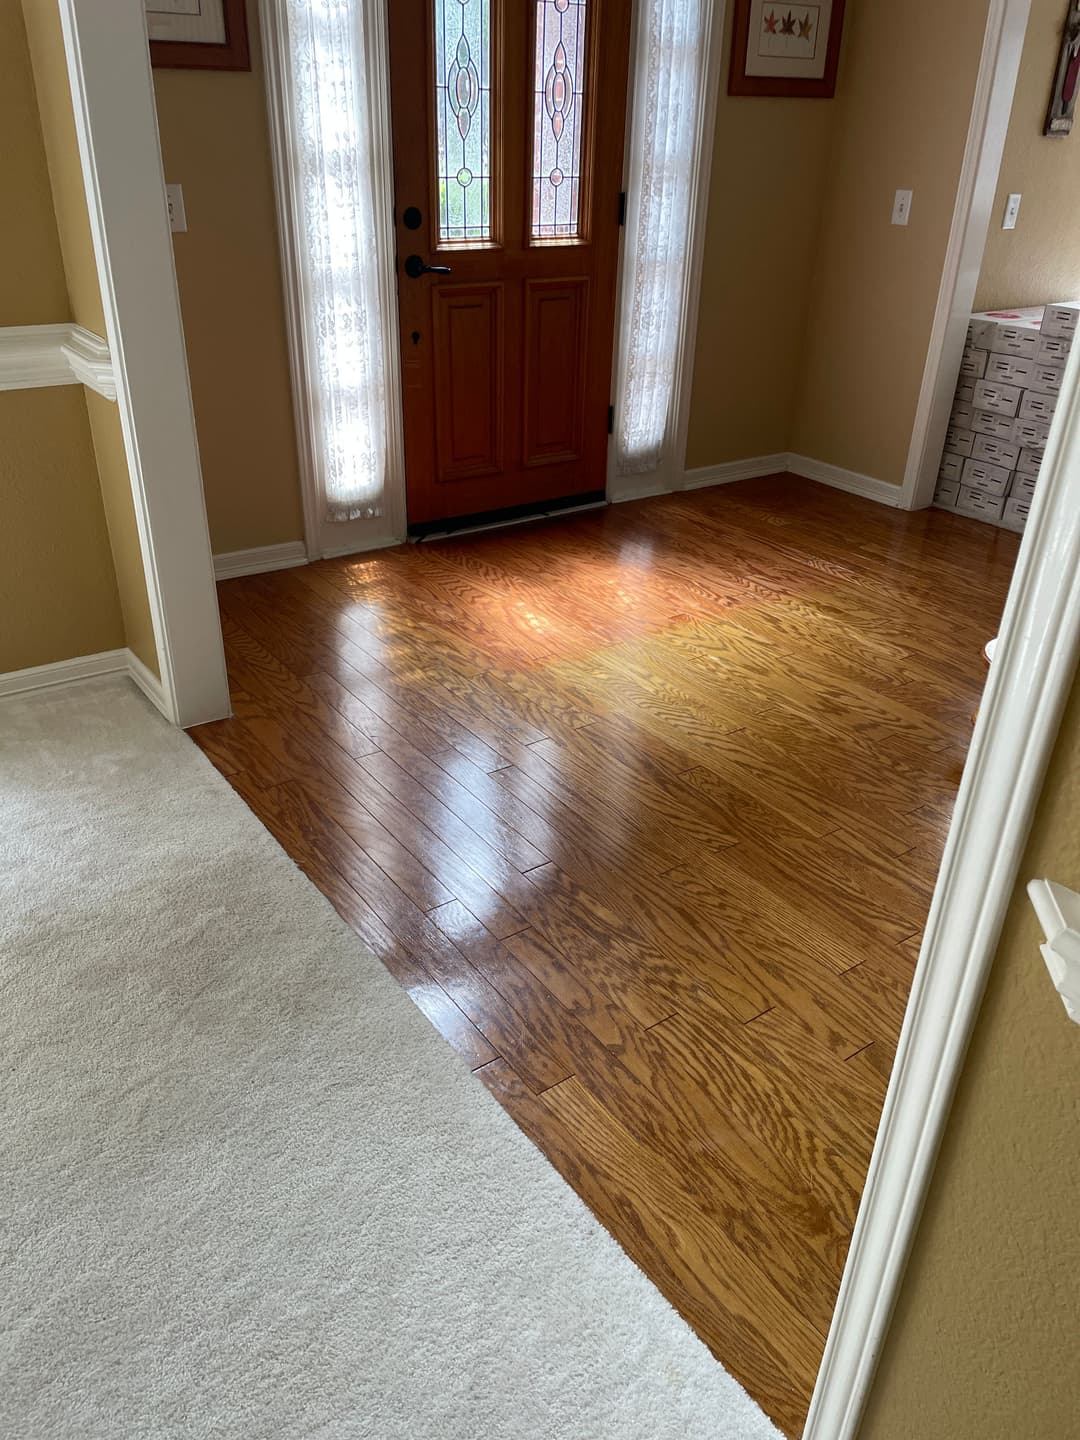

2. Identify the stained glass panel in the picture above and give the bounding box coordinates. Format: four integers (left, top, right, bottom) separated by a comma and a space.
531, 0, 588, 240
434, 0, 492, 243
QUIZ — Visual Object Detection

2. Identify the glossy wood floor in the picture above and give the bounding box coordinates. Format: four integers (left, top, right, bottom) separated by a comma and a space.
191, 476, 1018, 1436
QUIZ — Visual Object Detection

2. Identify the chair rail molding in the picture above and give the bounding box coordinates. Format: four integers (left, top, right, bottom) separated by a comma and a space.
0, 323, 116, 400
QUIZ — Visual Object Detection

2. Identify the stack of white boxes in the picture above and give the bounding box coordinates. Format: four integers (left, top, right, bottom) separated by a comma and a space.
935, 301, 1078, 531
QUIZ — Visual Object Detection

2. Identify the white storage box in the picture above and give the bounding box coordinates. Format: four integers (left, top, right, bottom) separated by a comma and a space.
1010, 471, 1038, 500
959, 346, 989, 379
956, 484, 1007, 520
1037, 333, 1071, 364
961, 456, 1011, 495
1014, 415, 1052, 449
1019, 389, 1058, 422
955, 380, 977, 406
972, 434, 1021, 469
990, 327, 1041, 358
951, 403, 976, 430
984, 353, 1037, 387
970, 410, 1016, 441
969, 307, 1044, 350
1028, 361, 1067, 396
935, 479, 961, 508
1001, 496, 1032, 531
973, 378, 1023, 417
1018, 446, 1045, 475
939, 451, 966, 483
1040, 301, 1080, 340
945, 423, 976, 455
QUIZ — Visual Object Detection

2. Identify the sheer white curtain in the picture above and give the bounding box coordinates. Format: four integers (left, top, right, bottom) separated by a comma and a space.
615, 0, 708, 478
282, 0, 388, 521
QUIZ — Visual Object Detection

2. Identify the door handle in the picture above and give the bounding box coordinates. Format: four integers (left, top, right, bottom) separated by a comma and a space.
404, 254, 452, 279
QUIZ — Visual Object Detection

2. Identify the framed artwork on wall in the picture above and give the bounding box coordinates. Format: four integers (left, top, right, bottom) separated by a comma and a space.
729, 0, 847, 99
1045, 2, 1080, 136
146, 0, 250, 71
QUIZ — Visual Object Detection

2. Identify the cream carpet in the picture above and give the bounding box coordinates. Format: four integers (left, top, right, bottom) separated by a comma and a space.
0, 679, 783, 1440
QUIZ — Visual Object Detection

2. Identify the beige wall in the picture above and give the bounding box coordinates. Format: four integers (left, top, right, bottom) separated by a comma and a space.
0, 389, 125, 673
153, 6, 305, 556
2, 0, 68, 326
0, 3, 124, 674
861, 665, 1080, 1439
791, 0, 990, 487
684, 20, 837, 469
977, 0, 1080, 311
21, 0, 159, 676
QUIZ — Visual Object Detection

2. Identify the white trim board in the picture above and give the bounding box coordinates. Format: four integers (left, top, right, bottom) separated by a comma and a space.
0, 323, 115, 400
0, 649, 128, 699
804, 220, 1080, 1440
0, 647, 167, 711
901, 0, 1031, 509
787, 454, 906, 508
213, 541, 308, 581
682, 454, 791, 491
126, 648, 169, 713
611, 452, 899, 508
59, 0, 229, 728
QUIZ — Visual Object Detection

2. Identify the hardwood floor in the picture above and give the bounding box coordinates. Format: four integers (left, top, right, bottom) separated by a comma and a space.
190, 475, 1018, 1436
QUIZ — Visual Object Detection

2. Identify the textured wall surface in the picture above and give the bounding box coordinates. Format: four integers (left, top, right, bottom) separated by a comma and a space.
153, 4, 305, 555
21, 0, 159, 676
0, 5, 123, 674
861, 666, 1080, 1439
0, 2, 69, 324
791, 0, 990, 487
977, 0, 1080, 311
0, 388, 124, 673
684, 17, 837, 469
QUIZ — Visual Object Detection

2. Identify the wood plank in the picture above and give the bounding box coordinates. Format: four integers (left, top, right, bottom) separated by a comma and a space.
194, 476, 1016, 1437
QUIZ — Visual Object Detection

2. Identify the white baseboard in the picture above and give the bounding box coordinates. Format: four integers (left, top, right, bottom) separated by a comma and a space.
609, 477, 673, 505
0, 647, 171, 714
0, 648, 128, 699
127, 649, 168, 713
786, 453, 905, 508
681, 454, 790, 490
320, 533, 403, 560
213, 540, 308, 581
611, 452, 903, 508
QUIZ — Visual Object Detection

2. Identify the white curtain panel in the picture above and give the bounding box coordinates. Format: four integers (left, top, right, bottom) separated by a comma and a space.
283, 0, 387, 521
615, 0, 707, 478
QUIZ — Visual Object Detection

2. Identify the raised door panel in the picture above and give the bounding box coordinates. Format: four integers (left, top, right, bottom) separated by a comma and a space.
432, 283, 505, 482
523, 277, 589, 467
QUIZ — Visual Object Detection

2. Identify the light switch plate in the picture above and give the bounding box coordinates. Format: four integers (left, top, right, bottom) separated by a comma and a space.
1002, 192, 1022, 230
892, 189, 913, 226
165, 182, 187, 234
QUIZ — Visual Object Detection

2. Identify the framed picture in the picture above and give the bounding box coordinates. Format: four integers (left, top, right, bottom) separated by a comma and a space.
146, 0, 250, 71
1045, 2, 1080, 137
729, 1, 847, 99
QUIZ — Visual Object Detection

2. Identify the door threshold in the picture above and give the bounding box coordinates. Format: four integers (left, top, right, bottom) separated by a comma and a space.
408, 491, 607, 543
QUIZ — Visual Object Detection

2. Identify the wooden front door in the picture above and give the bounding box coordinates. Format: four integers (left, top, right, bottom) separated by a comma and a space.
389, 0, 633, 529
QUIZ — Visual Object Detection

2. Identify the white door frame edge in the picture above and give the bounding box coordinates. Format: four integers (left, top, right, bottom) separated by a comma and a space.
900, 0, 1031, 511
58, 0, 229, 727
804, 271, 1080, 1439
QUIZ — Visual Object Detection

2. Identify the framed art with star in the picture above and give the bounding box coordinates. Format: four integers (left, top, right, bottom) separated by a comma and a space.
729, 1, 847, 98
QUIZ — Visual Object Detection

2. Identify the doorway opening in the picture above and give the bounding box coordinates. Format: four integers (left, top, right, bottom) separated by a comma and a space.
388, 0, 632, 531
